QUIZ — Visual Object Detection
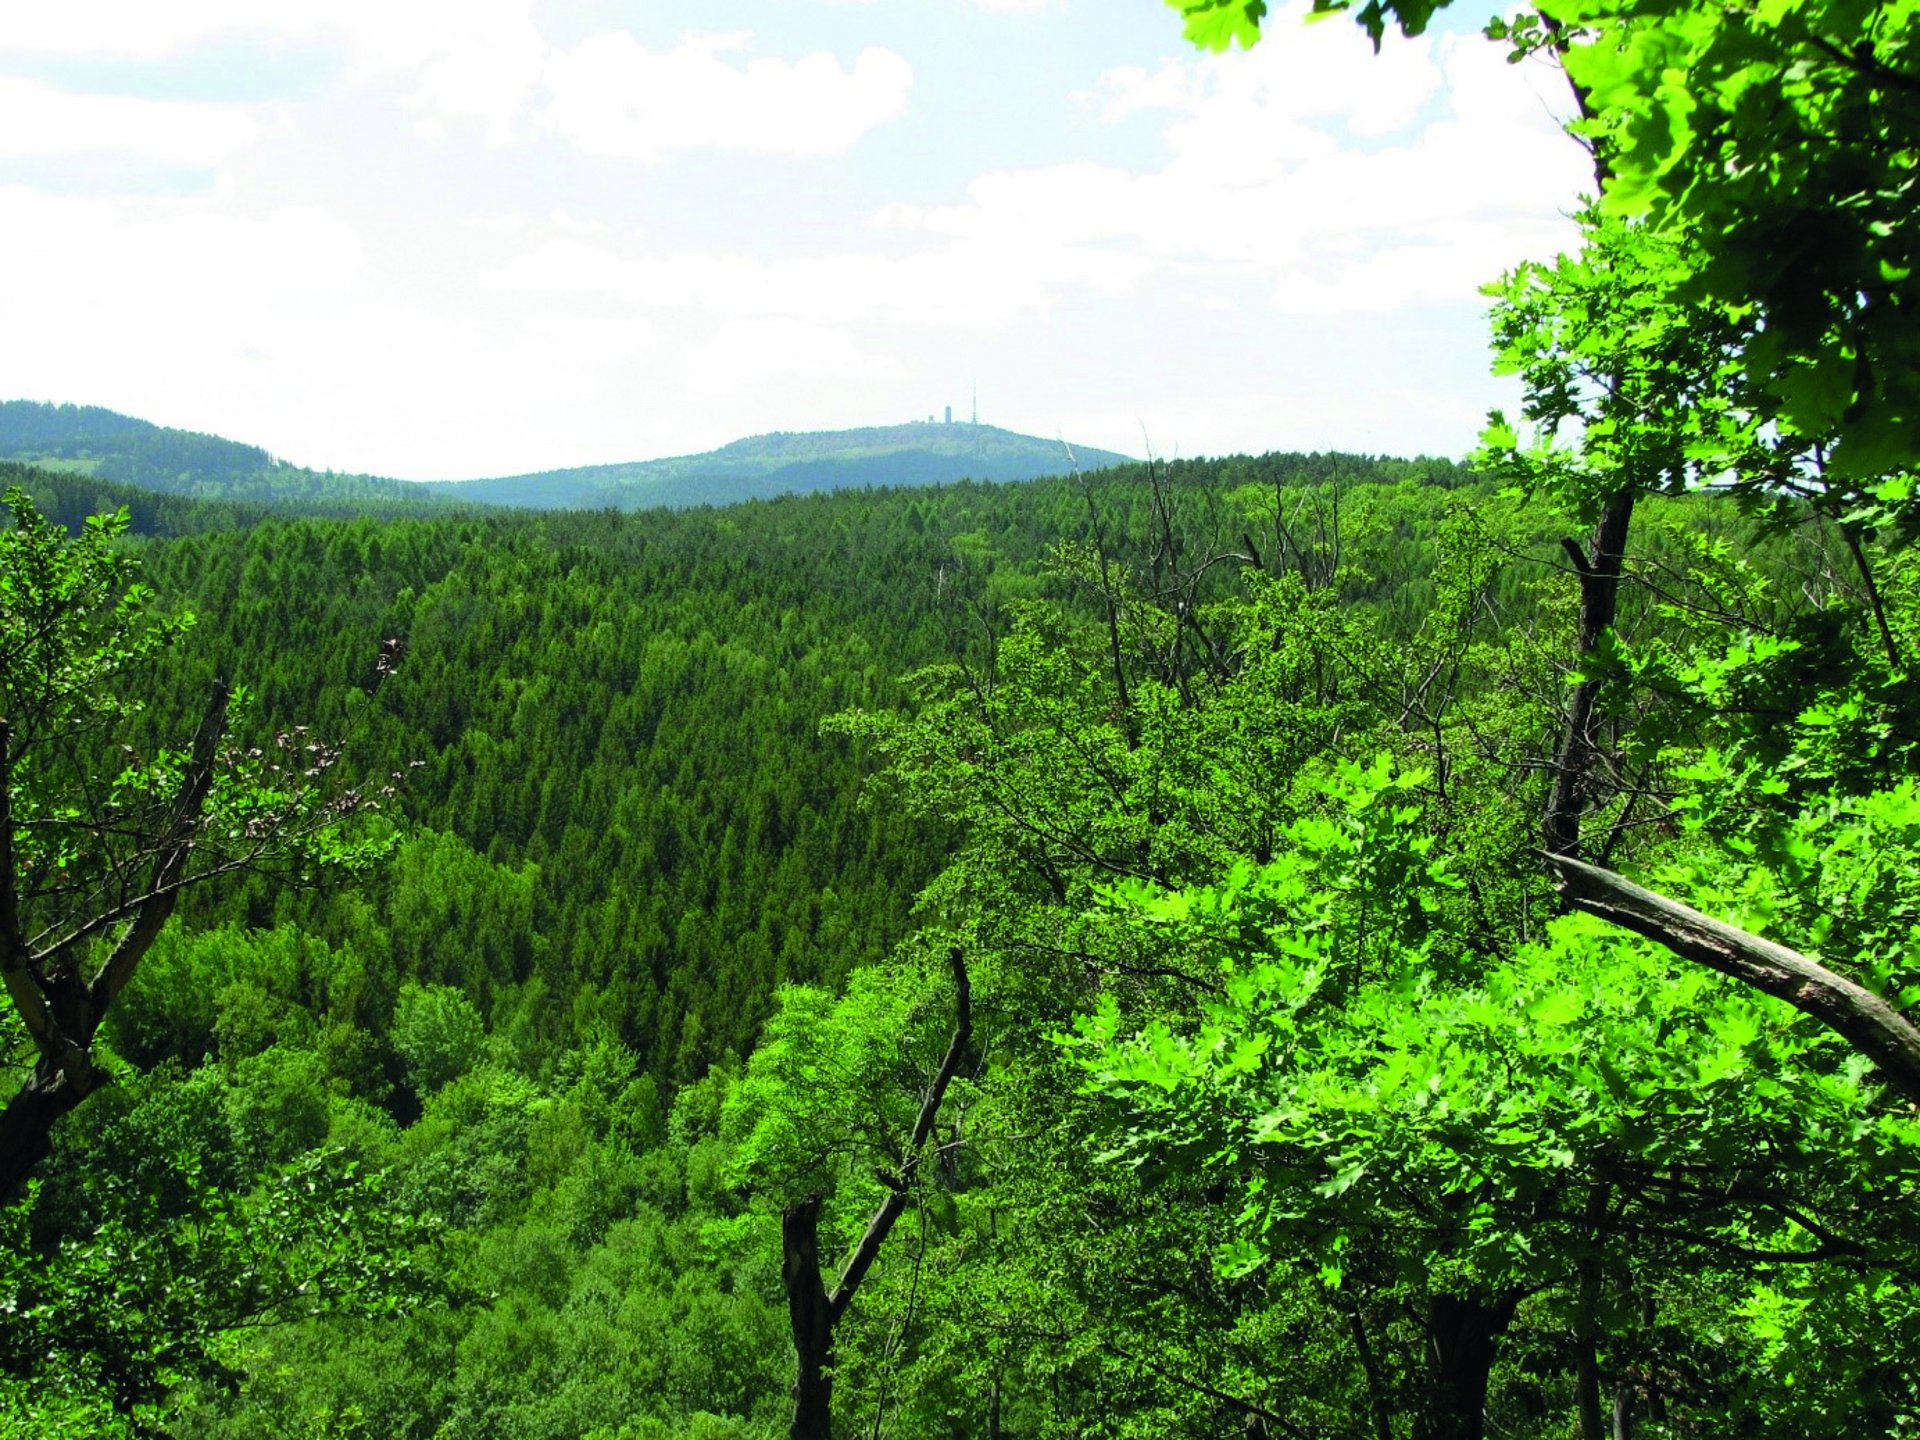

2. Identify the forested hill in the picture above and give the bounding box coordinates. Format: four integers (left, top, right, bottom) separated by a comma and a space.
0, 401, 441, 510
0, 401, 1131, 513
0, 459, 389, 535
9, 439, 1914, 1440
10, 447, 1503, 1440
413, 422, 1135, 508
10, 447, 1464, 1079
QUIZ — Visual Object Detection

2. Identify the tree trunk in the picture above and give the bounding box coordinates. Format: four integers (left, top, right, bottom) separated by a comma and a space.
784, 1197, 836, 1440
1573, 1335, 1604, 1439
1641, 1295, 1664, 1426
1544, 488, 1637, 860
1417, 1293, 1517, 1440
1572, 1184, 1611, 1440
776, 949, 973, 1440
1612, 1380, 1633, 1440
1345, 1301, 1396, 1440
0, 1060, 95, 1197
0, 678, 229, 1199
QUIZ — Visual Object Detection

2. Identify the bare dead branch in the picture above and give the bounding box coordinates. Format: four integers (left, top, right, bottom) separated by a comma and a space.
1546, 852, 1920, 1104
831, 946, 972, 1319
89, 678, 230, 1010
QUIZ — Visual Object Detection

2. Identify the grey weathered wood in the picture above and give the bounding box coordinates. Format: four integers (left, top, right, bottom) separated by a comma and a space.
1546, 852, 1920, 1104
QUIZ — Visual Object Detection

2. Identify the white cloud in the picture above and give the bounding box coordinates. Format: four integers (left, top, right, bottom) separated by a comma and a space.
486, 230, 1148, 331
0, 0, 537, 78
0, 189, 389, 466
549, 209, 607, 237
467, 4, 1589, 437
2, 6, 911, 162
888, 10, 1588, 318
686, 319, 900, 392
0, 2, 1596, 473
0, 78, 266, 166
1094, 15, 1441, 145
534, 33, 912, 160
0, 189, 363, 352
384, 15, 919, 160
0, 3, 265, 58
409, 9, 547, 143
0, 183, 666, 476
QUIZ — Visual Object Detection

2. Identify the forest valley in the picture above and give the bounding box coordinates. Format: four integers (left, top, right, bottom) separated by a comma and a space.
2, 0, 1917, 1436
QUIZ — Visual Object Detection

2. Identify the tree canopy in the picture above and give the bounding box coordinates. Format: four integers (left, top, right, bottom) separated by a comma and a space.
1168, 0, 1920, 477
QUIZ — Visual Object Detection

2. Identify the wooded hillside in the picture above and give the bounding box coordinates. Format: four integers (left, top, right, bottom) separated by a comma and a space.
7, 427, 1911, 1438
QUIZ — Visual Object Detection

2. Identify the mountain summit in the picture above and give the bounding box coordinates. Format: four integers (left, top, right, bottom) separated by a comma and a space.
0, 402, 1131, 512
415, 422, 1133, 510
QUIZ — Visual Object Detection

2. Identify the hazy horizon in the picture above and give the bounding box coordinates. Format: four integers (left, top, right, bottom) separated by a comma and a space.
0, 1, 1586, 480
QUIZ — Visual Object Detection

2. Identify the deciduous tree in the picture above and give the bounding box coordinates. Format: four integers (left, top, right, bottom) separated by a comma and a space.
0, 489, 391, 1195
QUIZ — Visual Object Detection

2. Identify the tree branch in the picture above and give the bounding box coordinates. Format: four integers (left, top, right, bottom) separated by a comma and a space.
0, 717, 62, 1061
1098, 1339, 1311, 1440
829, 946, 971, 1321
1546, 853, 1920, 1104
88, 677, 230, 1012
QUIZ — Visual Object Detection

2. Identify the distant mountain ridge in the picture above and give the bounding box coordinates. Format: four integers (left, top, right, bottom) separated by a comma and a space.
417, 422, 1133, 509
0, 402, 1132, 513
0, 400, 433, 509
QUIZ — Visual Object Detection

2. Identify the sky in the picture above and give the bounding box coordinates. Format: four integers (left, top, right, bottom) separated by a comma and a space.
0, 1, 1592, 480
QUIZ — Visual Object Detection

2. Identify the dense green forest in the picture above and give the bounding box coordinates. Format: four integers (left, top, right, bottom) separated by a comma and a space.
3, 0, 1917, 1436
7, 434, 1912, 1439
4, 448, 1487, 1438
0, 404, 442, 512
